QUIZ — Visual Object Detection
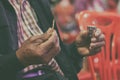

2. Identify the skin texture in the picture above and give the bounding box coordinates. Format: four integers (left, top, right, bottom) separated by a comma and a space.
16, 27, 105, 66
75, 28, 105, 56
16, 28, 61, 66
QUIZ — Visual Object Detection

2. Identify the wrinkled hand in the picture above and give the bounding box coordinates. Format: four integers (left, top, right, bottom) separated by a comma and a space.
16, 28, 61, 66
75, 28, 105, 56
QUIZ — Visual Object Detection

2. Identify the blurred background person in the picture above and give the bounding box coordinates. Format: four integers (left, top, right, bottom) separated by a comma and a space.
51, 0, 80, 44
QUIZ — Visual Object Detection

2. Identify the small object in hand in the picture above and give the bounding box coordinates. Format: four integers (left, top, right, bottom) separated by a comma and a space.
52, 19, 55, 29
87, 26, 96, 38
46, 19, 55, 35
51, 19, 55, 32
48, 19, 55, 34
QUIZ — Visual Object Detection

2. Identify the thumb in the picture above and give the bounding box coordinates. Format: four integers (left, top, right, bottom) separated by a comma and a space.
46, 28, 54, 35
31, 28, 53, 43
76, 30, 88, 43
40, 28, 54, 42
80, 30, 89, 39
75, 30, 90, 47
42, 28, 54, 40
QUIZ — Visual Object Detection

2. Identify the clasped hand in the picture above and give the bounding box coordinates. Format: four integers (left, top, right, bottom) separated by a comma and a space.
16, 28, 60, 66
16, 27, 105, 66
75, 28, 105, 56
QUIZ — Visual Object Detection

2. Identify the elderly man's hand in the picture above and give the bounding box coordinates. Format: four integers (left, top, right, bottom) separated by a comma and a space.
75, 28, 105, 56
16, 28, 61, 66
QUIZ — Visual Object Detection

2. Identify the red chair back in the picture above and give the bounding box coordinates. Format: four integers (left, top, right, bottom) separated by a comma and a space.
76, 10, 120, 80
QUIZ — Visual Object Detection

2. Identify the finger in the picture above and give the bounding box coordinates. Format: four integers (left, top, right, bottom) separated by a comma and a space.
34, 39, 43, 45
81, 30, 89, 38
77, 47, 89, 55
90, 47, 102, 55
46, 28, 54, 34
39, 30, 60, 54
31, 33, 51, 44
28, 28, 54, 43
43, 37, 60, 63
54, 31, 60, 47
94, 28, 102, 38
38, 29, 56, 43
47, 32, 60, 56
91, 37, 97, 43
27, 35, 42, 42
41, 44, 60, 63
35, 33, 51, 42
96, 34, 105, 41
87, 26, 96, 37
91, 34, 105, 42
76, 30, 89, 44
90, 41, 105, 49
38, 28, 53, 42
23, 36, 44, 46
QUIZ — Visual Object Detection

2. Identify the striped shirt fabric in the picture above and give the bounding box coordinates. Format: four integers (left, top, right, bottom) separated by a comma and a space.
9, 0, 63, 77
9, 0, 43, 47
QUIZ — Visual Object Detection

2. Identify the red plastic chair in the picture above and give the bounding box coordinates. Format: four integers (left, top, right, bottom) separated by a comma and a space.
75, 10, 120, 80
77, 57, 97, 80
116, 32, 120, 80
112, 25, 120, 80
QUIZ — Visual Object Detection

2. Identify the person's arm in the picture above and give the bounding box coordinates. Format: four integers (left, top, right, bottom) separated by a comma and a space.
0, 53, 24, 80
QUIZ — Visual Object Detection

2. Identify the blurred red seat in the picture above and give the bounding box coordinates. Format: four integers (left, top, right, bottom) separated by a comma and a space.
75, 10, 120, 80
112, 25, 120, 80
77, 57, 97, 80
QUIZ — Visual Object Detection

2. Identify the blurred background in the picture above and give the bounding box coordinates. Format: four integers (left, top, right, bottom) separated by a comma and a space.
49, 0, 120, 80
